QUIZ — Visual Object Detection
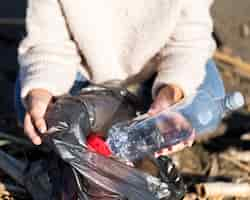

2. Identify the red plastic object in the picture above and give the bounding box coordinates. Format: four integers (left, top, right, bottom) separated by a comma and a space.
87, 134, 112, 157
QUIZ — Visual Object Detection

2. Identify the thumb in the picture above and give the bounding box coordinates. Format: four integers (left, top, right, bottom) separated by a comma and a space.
148, 85, 183, 116
27, 89, 53, 133
29, 101, 48, 134
148, 96, 171, 116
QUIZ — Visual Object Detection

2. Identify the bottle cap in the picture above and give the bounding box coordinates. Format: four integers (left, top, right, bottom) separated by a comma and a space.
226, 92, 245, 111
87, 134, 112, 157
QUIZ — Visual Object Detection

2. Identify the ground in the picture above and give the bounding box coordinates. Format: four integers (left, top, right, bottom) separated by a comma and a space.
0, 0, 250, 199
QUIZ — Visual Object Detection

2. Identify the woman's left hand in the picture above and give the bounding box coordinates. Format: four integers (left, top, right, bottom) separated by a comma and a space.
148, 84, 195, 156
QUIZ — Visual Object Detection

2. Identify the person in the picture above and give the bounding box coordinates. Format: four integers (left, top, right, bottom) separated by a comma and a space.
17, 0, 216, 155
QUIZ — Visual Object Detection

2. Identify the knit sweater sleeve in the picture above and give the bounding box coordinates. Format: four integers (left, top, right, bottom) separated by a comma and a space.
18, 0, 83, 101
152, 0, 216, 98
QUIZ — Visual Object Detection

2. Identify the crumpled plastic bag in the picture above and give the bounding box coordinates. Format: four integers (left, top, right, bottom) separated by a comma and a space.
43, 86, 185, 200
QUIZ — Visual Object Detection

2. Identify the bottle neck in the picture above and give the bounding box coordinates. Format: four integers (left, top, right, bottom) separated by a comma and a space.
221, 92, 244, 114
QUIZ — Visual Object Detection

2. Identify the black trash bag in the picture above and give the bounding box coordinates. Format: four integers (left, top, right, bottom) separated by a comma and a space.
43, 86, 185, 200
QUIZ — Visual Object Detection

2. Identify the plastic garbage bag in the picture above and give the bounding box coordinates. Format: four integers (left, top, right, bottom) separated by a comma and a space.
43, 85, 185, 200
0, 147, 79, 200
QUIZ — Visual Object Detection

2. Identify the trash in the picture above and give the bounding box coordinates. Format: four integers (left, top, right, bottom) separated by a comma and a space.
87, 134, 112, 157
106, 91, 244, 162
42, 86, 185, 199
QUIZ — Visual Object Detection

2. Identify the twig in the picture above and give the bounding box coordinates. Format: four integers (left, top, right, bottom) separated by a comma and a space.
219, 154, 250, 173
228, 149, 250, 163
196, 182, 250, 198
208, 155, 219, 177
241, 132, 250, 141
214, 50, 250, 75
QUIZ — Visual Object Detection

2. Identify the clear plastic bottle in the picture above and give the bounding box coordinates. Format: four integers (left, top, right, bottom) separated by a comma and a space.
106, 91, 244, 162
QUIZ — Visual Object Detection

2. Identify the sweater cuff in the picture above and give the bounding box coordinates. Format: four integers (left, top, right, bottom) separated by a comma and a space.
20, 81, 71, 109
20, 65, 77, 106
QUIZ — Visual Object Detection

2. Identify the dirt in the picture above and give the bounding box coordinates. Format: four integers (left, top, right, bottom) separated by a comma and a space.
212, 0, 250, 62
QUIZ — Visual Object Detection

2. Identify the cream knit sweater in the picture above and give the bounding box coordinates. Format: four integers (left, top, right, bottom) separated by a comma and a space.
18, 0, 216, 100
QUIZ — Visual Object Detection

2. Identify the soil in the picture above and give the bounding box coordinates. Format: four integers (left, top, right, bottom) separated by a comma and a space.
212, 0, 250, 62
1, 0, 250, 199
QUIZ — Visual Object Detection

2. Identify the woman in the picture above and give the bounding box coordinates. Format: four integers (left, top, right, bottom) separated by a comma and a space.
17, 0, 215, 152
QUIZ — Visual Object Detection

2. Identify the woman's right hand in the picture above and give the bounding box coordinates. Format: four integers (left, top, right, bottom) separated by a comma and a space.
24, 89, 53, 145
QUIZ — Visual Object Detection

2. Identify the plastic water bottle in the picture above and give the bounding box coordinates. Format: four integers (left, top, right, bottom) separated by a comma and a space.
106, 91, 244, 162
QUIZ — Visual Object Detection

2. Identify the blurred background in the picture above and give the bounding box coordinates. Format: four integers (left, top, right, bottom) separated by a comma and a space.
1, 0, 250, 199
0, 0, 26, 116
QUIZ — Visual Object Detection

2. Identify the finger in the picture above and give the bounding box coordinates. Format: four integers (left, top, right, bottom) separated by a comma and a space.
29, 102, 48, 133
154, 147, 175, 157
148, 96, 172, 116
148, 107, 160, 116
155, 137, 194, 157
34, 118, 47, 134
155, 144, 184, 156
148, 99, 158, 114
155, 138, 192, 157
24, 114, 42, 145
148, 101, 165, 116
154, 148, 169, 157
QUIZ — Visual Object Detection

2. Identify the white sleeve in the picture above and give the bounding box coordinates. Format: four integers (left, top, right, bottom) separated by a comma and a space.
18, 0, 83, 100
152, 0, 216, 98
